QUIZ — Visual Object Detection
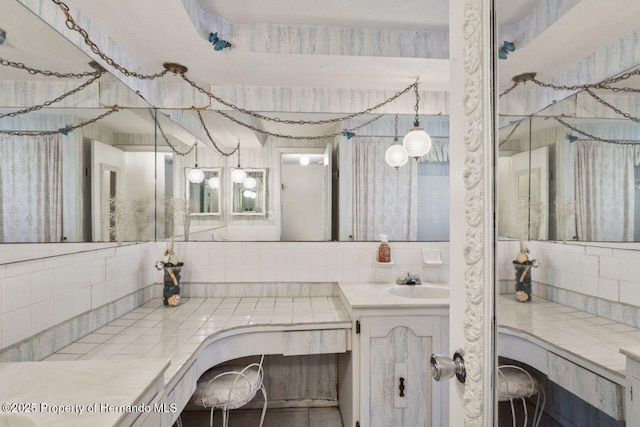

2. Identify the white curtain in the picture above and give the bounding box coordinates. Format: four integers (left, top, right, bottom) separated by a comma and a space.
574, 141, 640, 241
353, 137, 418, 241
0, 135, 63, 242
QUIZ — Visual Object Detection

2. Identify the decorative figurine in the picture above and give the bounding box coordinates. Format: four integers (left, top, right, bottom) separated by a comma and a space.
156, 249, 184, 306
512, 241, 540, 302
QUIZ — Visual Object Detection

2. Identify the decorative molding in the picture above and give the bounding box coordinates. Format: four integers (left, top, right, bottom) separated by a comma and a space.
462, 0, 493, 425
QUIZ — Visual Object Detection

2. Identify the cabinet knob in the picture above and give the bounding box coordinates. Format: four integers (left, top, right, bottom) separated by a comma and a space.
430, 349, 466, 383
399, 377, 405, 397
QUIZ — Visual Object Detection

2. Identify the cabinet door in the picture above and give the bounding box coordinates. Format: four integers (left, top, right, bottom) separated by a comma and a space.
360, 316, 444, 427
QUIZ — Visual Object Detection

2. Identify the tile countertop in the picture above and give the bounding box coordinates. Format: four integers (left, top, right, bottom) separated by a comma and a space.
498, 294, 640, 377
0, 358, 168, 427
337, 282, 450, 310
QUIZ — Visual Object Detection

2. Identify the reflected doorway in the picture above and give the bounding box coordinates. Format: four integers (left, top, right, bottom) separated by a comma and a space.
280, 148, 331, 241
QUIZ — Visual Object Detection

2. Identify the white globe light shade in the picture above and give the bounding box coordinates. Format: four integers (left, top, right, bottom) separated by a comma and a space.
250, 191, 257, 199
188, 168, 205, 184
243, 177, 257, 189
243, 190, 253, 198
299, 155, 310, 166
402, 127, 432, 158
231, 168, 247, 184
207, 176, 219, 189
385, 143, 409, 168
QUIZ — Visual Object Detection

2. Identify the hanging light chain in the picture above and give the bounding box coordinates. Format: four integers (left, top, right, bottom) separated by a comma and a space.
584, 88, 640, 123
0, 71, 104, 118
0, 56, 101, 79
237, 140, 242, 168
181, 73, 416, 125
0, 106, 119, 136
196, 111, 239, 157
213, 107, 384, 140
394, 114, 399, 142
412, 82, 421, 126
499, 80, 521, 98
51, 0, 168, 80
554, 117, 639, 145
193, 141, 198, 166
152, 111, 197, 156
498, 120, 523, 147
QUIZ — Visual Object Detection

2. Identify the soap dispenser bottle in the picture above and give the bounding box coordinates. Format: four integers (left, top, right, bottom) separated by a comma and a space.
377, 234, 391, 263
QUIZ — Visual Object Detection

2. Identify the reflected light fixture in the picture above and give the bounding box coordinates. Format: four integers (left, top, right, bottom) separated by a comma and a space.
402, 82, 432, 159
243, 176, 257, 189
385, 114, 409, 169
187, 141, 205, 184
231, 140, 247, 184
299, 155, 310, 166
207, 176, 219, 189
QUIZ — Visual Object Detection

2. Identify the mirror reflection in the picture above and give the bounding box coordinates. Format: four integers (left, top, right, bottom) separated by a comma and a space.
186, 168, 221, 215
231, 169, 266, 216
159, 110, 451, 242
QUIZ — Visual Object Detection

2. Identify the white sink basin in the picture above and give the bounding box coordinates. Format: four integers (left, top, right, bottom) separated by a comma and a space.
386, 285, 449, 299
0, 414, 37, 427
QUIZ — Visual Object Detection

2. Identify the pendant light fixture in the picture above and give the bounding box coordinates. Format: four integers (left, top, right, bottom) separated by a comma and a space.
207, 176, 219, 189
299, 155, 310, 166
243, 176, 257, 189
402, 82, 432, 159
385, 114, 409, 169
230, 140, 247, 184
187, 141, 205, 184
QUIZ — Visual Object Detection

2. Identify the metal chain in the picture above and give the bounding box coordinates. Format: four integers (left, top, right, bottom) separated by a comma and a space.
554, 117, 640, 145
214, 107, 384, 140
193, 141, 198, 166
236, 141, 242, 168
584, 88, 640, 123
499, 80, 521, 98
196, 111, 239, 157
0, 56, 101, 79
412, 83, 420, 126
498, 120, 523, 147
182, 73, 415, 125
51, 0, 168, 80
0, 107, 119, 136
394, 114, 399, 142
0, 72, 104, 118
152, 111, 197, 156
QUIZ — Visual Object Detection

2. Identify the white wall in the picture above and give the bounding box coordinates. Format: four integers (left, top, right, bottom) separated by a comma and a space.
281, 163, 324, 241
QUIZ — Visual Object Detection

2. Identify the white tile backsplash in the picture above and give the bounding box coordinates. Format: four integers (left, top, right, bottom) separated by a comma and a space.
2, 275, 31, 313
2, 306, 31, 348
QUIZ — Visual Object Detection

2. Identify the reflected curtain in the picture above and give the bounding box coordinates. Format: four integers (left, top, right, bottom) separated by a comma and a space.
353, 137, 417, 241
0, 135, 63, 242
574, 141, 640, 241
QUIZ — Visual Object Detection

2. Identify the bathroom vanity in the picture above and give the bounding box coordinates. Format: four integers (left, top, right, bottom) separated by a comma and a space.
337, 282, 450, 427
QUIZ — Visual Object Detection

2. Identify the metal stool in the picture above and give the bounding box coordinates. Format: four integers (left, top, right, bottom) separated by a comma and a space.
498, 364, 546, 427
189, 355, 267, 427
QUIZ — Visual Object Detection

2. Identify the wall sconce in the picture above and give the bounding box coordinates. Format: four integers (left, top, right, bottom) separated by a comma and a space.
187, 141, 204, 184
385, 114, 409, 169
402, 82, 432, 159
231, 140, 247, 184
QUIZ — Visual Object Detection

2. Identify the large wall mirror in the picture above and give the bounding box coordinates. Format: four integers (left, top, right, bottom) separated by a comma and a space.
495, 2, 640, 426
159, 110, 451, 242
0, 0, 194, 261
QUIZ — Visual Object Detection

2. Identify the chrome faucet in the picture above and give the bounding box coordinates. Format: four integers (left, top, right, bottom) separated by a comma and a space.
396, 272, 421, 286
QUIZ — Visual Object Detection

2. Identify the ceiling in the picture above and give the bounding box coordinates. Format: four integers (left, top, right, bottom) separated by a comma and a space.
2, 0, 639, 148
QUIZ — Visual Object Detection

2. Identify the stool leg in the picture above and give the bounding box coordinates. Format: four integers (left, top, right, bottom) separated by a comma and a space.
508, 398, 516, 427
209, 407, 215, 427
258, 384, 268, 427
521, 398, 528, 427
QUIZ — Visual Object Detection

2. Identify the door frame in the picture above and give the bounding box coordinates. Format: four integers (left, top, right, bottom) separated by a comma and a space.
449, 0, 496, 425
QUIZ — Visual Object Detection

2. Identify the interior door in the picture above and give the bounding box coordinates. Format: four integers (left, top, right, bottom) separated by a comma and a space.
447, 0, 496, 425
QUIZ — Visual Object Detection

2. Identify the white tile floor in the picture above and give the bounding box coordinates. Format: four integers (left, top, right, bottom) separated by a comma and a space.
179, 407, 343, 427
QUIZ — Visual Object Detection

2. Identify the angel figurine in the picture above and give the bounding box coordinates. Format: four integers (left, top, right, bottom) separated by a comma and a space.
512, 240, 540, 302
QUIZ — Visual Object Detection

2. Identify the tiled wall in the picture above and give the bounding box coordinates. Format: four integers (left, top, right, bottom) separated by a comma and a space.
0, 242, 158, 353
497, 240, 640, 327
167, 241, 450, 285
0, 240, 449, 360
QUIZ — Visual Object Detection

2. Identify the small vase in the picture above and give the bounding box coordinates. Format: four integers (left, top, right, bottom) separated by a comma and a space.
162, 264, 183, 306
